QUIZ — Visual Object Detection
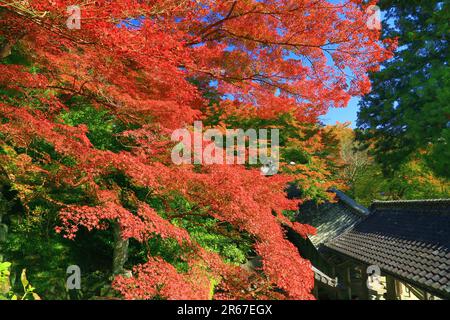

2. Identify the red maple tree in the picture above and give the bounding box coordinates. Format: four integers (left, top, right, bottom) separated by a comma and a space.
0, 0, 393, 299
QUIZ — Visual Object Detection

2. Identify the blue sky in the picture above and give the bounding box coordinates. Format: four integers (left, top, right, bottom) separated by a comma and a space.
317, 1, 360, 128
320, 97, 360, 128
319, 0, 386, 129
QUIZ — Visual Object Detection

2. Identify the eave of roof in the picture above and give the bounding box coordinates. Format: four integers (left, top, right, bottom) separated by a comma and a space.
300, 190, 368, 249
312, 265, 338, 288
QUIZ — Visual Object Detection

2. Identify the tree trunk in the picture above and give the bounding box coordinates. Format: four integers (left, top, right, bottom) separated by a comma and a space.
112, 222, 129, 276
0, 40, 14, 59
0, 33, 27, 60
0, 171, 11, 262
0, 212, 7, 262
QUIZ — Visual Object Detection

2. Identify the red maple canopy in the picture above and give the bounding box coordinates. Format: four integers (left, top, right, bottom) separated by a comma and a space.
0, 0, 393, 299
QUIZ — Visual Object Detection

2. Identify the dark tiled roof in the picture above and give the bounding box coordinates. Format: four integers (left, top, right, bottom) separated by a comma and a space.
297, 190, 368, 249
325, 199, 450, 298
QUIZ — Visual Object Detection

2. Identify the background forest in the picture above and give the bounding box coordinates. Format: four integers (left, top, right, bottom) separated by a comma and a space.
0, 0, 448, 300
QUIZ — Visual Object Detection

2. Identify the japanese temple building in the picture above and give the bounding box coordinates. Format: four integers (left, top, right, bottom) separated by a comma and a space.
288, 190, 450, 300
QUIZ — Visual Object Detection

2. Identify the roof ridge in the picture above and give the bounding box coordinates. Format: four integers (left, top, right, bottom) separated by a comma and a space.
372, 199, 450, 204
329, 188, 369, 216
370, 199, 450, 212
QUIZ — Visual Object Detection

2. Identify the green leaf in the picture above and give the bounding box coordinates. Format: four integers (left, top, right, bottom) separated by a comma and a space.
0, 262, 11, 272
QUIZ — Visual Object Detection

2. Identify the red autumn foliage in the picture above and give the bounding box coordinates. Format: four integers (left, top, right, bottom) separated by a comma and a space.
113, 257, 213, 300
0, 0, 392, 299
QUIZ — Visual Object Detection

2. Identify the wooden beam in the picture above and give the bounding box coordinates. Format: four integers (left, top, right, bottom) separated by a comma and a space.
313, 281, 319, 299
360, 264, 369, 300
345, 265, 352, 300
385, 275, 397, 300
